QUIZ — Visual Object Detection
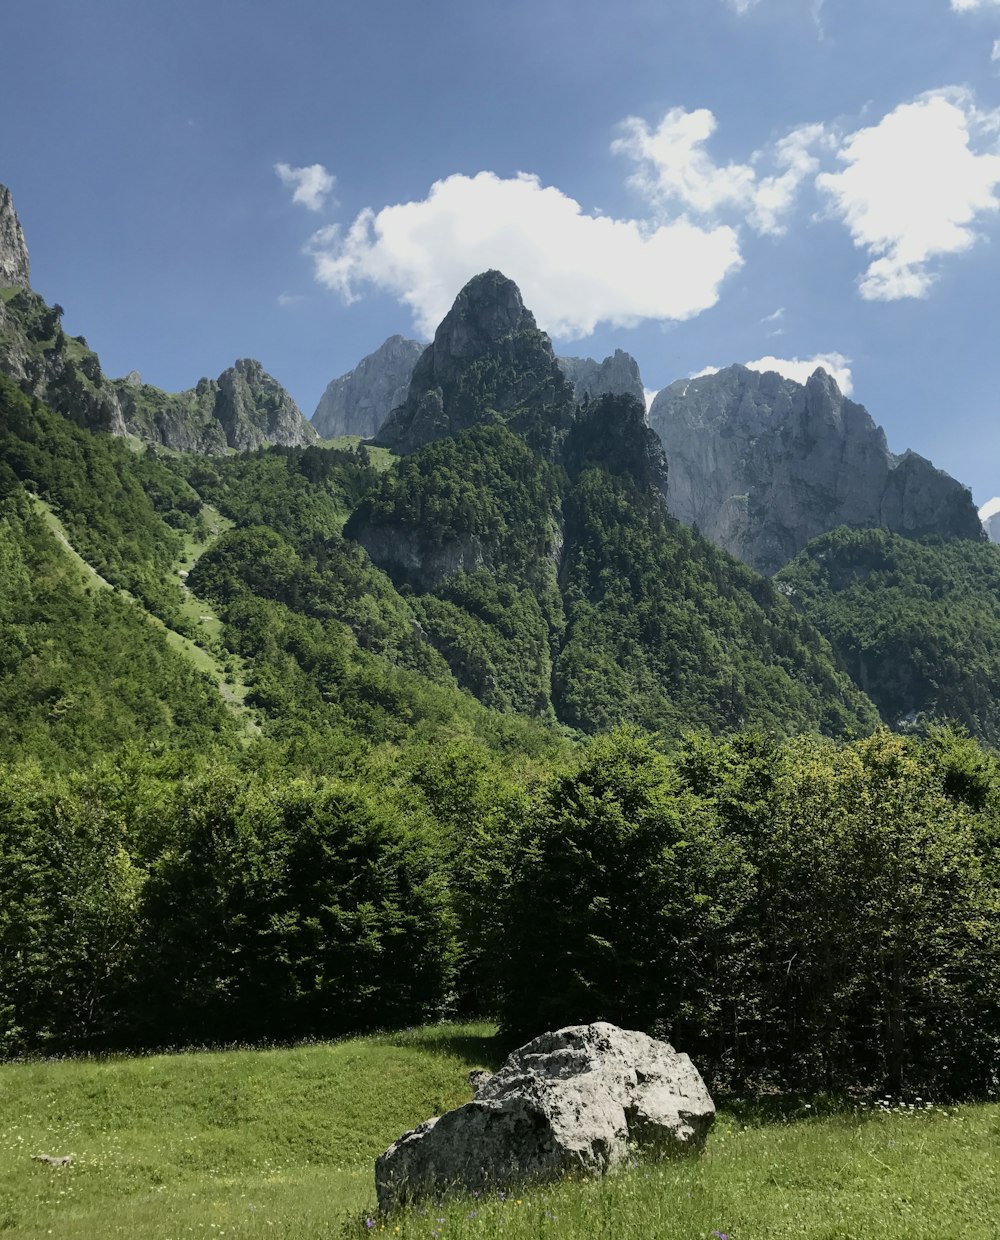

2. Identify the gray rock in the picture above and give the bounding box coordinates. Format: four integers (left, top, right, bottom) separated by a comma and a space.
557, 350, 645, 406
116, 359, 317, 454
0, 184, 30, 287
312, 335, 424, 439
649, 364, 982, 575
212, 358, 317, 451
375, 1022, 714, 1211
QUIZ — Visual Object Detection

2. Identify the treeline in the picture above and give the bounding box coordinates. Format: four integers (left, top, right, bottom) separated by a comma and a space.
2, 725, 997, 1098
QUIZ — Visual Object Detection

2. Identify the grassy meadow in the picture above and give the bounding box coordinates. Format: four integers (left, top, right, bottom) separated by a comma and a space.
0, 1023, 996, 1240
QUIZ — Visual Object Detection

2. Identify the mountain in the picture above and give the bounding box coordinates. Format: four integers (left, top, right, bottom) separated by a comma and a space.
353, 274, 878, 736
116, 359, 317, 453
312, 334, 424, 439
648, 364, 982, 575
980, 498, 1000, 544
373, 270, 576, 457
0, 184, 30, 287
0, 186, 314, 454
557, 349, 645, 406
776, 526, 1000, 745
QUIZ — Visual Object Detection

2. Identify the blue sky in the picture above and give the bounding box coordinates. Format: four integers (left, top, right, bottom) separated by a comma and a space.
3, 0, 1000, 502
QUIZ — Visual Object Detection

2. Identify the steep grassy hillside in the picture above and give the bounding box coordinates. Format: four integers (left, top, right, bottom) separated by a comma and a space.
0, 488, 236, 766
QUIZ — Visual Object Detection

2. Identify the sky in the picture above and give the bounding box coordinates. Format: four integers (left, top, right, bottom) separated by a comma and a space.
2, 0, 999, 504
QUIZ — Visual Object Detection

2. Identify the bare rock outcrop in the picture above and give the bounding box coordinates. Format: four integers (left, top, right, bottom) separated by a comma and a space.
557, 349, 645, 407
0, 184, 30, 287
312, 335, 423, 440
649, 364, 982, 575
375, 1022, 714, 1211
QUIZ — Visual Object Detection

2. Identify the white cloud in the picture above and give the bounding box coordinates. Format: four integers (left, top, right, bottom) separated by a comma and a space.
726, 0, 760, 10
817, 89, 1000, 300
613, 109, 831, 236
750, 123, 836, 234
692, 353, 853, 394
745, 352, 853, 393
276, 291, 303, 307
613, 109, 757, 216
760, 307, 785, 324
275, 162, 336, 211
308, 170, 743, 339
979, 496, 1000, 519
992, 38, 1000, 60
951, 0, 1000, 10
643, 388, 659, 412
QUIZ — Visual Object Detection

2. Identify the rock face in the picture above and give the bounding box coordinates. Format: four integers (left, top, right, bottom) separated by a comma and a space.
374, 270, 576, 457
312, 335, 424, 439
375, 1022, 714, 1211
648, 364, 982, 575
114, 358, 316, 453
0, 185, 30, 287
208, 358, 316, 451
557, 349, 645, 406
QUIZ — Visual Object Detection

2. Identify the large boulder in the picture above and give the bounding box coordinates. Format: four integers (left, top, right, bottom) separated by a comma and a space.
375, 1022, 714, 1211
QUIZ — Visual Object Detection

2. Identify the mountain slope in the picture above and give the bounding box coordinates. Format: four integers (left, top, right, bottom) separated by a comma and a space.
775, 526, 1000, 744
354, 346, 878, 738
0, 485, 236, 766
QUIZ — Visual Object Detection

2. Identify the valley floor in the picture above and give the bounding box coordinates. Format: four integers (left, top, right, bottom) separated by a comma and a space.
0, 1024, 995, 1240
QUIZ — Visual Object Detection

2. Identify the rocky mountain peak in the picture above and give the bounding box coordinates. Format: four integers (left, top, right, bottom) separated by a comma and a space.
0, 184, 30, 287
436, 269, 536, 357
557, 349, 645, 406
649, 363, 980, 574
312, 334, 424, 440
374, 271, 575, 456
213, 358, 317, 452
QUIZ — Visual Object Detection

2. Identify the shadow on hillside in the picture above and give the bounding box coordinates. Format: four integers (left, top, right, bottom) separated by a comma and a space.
385, 1025, 512, 1071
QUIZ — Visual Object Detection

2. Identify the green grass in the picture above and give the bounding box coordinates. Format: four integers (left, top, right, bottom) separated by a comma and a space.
0, 1024, 995, 1240
318, 435, 399, 472
28, 495, 257, 733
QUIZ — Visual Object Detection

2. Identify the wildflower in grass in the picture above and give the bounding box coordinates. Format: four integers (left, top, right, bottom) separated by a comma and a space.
365, 1220, 375, 1230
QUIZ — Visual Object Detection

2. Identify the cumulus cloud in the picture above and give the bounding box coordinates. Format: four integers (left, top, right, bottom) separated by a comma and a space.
275, 162, 336, 211
613, 109, 831, 236
693, 353, 853, 394
993, 38, 1000, 60
643, 388, 659, 412
817, 89, 1000, 300
951, 0, 1000, 10
979, 496, 1000, 520
308, 170, 743, 339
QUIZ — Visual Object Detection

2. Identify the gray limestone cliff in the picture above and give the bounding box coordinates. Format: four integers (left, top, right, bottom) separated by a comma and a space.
0, 185, 30, 287
557, 349, 645, 406
374, 270, 575, 457
116, 359, 316, 453
312, 334, 424, 439
648, 364, 982, 575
